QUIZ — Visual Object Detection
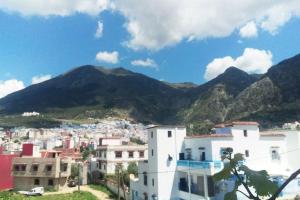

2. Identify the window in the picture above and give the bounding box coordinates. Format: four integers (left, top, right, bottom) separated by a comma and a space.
48, 179, 54, 186
185, 148, 192, 160
99, 162, 102, 170
139, 151, 145, 158
34, 179, 40, 185
14, 165, 20, 171
143, 172, 148, 186
104, 164, 106, 170
143, 193, 148, 200
151, 149, 154, 156
128, 151, 134, 158
245, 150, 249, 157
271, 148, 280, 160
152, 178, 154, 187
32, 165, 38, 172
100, 151, 102, 157
151, 131, 153, 139
207, 176, 215, 197
61, 163, 68, 172
115, 151, 122, 158
243, 130, 248, 137
21, 165, 26, 171
168, 131, 172, 138
46, 165, 52, 172
104, 152, 106, 158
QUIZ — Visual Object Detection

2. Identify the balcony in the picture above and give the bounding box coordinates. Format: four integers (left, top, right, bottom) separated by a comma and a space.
177, 160, 223, 174
178, 179, 207, 200
177, 160, 222, 169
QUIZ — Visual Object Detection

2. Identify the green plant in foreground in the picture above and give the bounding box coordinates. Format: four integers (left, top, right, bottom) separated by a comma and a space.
214, 148, 300, 200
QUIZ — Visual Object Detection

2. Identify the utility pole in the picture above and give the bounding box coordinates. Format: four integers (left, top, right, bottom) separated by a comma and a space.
78, 162, 81, 192
117, 166, 120, 200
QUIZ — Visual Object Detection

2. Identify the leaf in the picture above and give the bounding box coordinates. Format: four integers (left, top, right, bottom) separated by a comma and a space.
240, 165, 278, 197
230, 153, 245, 167
213, 164, 232, 182
224, 191, 238, 200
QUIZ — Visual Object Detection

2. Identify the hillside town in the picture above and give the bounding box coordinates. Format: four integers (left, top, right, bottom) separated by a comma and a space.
1, 1, 300, 200
1, 119, 300, 199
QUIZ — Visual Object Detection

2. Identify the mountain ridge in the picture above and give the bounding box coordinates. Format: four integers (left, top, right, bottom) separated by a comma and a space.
0, 53, 300, 132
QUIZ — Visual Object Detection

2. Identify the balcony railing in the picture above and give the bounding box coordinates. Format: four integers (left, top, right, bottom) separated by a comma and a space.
177, 160, 222, 169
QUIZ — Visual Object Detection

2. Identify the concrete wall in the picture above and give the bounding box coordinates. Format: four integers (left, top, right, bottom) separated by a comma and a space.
148, 127, 186, 200
13, 177, 68, 191
0, 154, 19, 190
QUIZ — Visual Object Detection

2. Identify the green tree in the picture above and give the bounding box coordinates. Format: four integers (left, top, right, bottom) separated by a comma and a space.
71, 164, 79, 179
213, 148, 300, 200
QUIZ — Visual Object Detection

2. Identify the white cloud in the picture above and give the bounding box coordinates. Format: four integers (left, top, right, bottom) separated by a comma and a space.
239, 21, 258, 38
1, 1, 300, 50
32, 74, 52, 84
111, 0, 300, 50
0, 0, 109, 16
0, 79, 25, 98
131, 58, 158, 69
95, 51, 119, 64
204, 48, 273, 80
95, 20, 103, 38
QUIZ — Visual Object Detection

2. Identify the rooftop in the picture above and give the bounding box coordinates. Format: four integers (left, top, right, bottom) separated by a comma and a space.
147, 125, 185, 129
215, 121, 259, 128
260, 131, 286, 137
185, 134, 233, 139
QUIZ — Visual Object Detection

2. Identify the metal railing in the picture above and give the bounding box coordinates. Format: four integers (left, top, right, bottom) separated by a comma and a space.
177, 160, 223, 169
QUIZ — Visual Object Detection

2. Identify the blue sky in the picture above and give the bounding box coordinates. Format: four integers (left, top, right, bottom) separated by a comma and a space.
0, 0, 300, 98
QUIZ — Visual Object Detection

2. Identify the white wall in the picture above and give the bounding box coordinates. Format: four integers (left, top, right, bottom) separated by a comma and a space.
147, 126, 186, 199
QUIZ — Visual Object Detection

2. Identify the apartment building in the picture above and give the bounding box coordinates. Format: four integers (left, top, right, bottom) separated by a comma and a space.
12, 156, 72, 191
95, 137, 148, 175
12, 144, 75, 191
130, 122, 300, 200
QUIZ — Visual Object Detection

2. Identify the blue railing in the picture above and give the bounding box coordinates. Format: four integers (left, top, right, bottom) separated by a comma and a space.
177, 160, 223, 169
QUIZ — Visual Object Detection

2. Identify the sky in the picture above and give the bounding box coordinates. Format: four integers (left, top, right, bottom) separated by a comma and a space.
0, 0, 300, 98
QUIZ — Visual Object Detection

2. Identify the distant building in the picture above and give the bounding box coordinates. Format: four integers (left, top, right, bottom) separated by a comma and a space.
283, 121, 300, 130
95, 137, 148, 175
22, 112, 40, 117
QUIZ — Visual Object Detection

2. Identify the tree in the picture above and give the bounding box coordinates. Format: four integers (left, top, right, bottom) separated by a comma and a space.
122, 162, 138, 187
213, 148, 300, 200
71, 164, 79, 179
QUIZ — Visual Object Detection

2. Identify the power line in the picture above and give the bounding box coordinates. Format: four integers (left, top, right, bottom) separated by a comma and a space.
131, 147, 300, 175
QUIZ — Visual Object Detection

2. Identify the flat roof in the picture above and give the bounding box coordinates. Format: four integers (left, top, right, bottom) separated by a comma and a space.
185, 134, 233, 139
147, 125, 185, 129
215, 121, 259, 128
260, 132, 286, 137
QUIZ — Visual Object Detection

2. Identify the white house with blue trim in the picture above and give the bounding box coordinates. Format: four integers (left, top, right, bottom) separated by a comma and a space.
130, 122, 300, 200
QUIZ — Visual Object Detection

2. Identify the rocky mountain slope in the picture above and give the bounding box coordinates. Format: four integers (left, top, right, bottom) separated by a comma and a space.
0, 53, 299, 131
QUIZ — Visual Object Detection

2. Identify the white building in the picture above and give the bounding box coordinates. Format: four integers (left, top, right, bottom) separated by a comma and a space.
95, 137, 148, 175
130, 122, 300, 200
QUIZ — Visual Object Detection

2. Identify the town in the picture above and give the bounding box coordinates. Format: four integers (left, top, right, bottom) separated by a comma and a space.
1, 1, 300, 199
1, 118, 300, 199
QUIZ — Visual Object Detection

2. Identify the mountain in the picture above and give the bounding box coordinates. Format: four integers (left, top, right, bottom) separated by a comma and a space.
0, 66, 192, 124
0, 53, 300, 131
227, 54, 300, 127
